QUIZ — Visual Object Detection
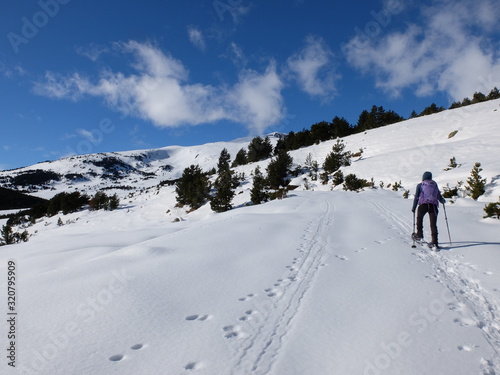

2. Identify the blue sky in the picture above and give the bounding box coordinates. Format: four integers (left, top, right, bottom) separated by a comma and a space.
1, 0, 499, 170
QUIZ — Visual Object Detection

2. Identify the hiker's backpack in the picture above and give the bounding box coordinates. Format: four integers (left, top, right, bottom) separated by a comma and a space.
418, 180, 439, 205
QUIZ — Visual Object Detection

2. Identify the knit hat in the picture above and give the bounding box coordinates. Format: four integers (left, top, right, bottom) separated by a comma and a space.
422, 171, 433, 180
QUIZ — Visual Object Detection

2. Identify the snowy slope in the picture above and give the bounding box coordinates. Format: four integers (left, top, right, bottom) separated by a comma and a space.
0, 101, 500, 375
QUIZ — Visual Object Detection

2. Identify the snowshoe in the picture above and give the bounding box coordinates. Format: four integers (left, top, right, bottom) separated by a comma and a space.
429, 243, 440, 252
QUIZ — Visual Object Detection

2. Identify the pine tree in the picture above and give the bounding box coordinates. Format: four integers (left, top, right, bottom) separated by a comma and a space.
310, 121, 331, 143
89, 192, 109, 211
466, 162, 486, 200
472, 91, 487, 104
175, 165, 210, 210
331, 116, 351, 138
332, 170, 344, 186
250, 166, 269, 205
343, 174, 369, 191
266, 151, 293, 190
483, 197, 500, 219
211, 149, 235, 213
247, 136, 273, 163
356, 109, 372, 132
487, 87, 500, 100
323, 139, 352, 174
231, 148, 248, 167
109, 194, 120, 210
305, 153, 319, 179
0, 225, 15, 245
419, 103, 445, 116
462, 97, 472, 106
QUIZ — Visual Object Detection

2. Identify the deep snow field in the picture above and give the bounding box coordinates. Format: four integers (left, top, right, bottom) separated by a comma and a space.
1, 100, 500, 375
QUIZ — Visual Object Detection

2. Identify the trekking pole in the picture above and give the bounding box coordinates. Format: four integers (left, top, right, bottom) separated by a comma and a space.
411, 211, 416, 248
442, 203, 452, 245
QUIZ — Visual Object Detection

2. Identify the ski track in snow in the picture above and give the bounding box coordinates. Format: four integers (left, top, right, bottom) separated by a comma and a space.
371, 201, 500, 374
223, 200, 333, 375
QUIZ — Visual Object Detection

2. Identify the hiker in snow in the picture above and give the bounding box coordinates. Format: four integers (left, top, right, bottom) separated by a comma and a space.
412, 171, 446, 248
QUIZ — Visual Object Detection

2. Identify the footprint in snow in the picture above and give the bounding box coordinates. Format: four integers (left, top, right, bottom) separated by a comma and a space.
239, 310, 257, 322
265, 287, 282, 297
448, 302, 466, 312
239, 293, 256, 302
185, 361, 202, 371
109, 343, 145, 362
458, 344, 479, 352
453, 317, 478, 327
223, 325, 243, 339
185, 314, 211, 321
109, 354, 125, 362
335, 255, 349, 261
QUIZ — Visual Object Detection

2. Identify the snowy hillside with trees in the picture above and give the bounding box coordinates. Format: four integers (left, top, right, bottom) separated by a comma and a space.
1, 99, 500, 374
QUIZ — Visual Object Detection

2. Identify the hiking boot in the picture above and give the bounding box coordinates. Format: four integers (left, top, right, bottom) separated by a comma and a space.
412, 233, 423, 241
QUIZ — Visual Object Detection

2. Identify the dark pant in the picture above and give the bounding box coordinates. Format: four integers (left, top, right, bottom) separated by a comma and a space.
417, 204, 439, 244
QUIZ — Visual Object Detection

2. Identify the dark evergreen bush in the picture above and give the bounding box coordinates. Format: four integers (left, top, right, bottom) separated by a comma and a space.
323, 140, 351, 174
484, 199, 500, 219
266, 151, 293, 190
250, 166, 269, 205
211, 149, 236, 213
175, 165, 210, 210
343, 174, 370, 192
466, 162, 486, 200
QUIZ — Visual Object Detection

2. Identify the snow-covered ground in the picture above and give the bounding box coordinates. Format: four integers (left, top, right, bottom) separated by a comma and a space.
1, 100, 500, 374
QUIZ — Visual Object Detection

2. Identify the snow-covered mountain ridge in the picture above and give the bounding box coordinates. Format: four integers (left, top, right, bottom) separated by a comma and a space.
1, 99, 500, 204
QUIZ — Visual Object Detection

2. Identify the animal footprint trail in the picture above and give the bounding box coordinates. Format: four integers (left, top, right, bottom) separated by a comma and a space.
239, 294, 256, 302
108, 343, 145, 362
335, 255, 349, 261
225, 200, 334, 375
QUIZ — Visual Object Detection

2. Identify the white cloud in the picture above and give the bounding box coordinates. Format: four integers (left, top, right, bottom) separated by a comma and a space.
188, 27, 206, 51
33, 41, 286, 135
228, 42, 247, 67
287, 36, 340, 101
0, 63, 27, 78
76, 43, 109, 61
344, 0, 500, 100
76, 129, 96, 142
231, 62, 285, 135
213, 1, 251, 23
